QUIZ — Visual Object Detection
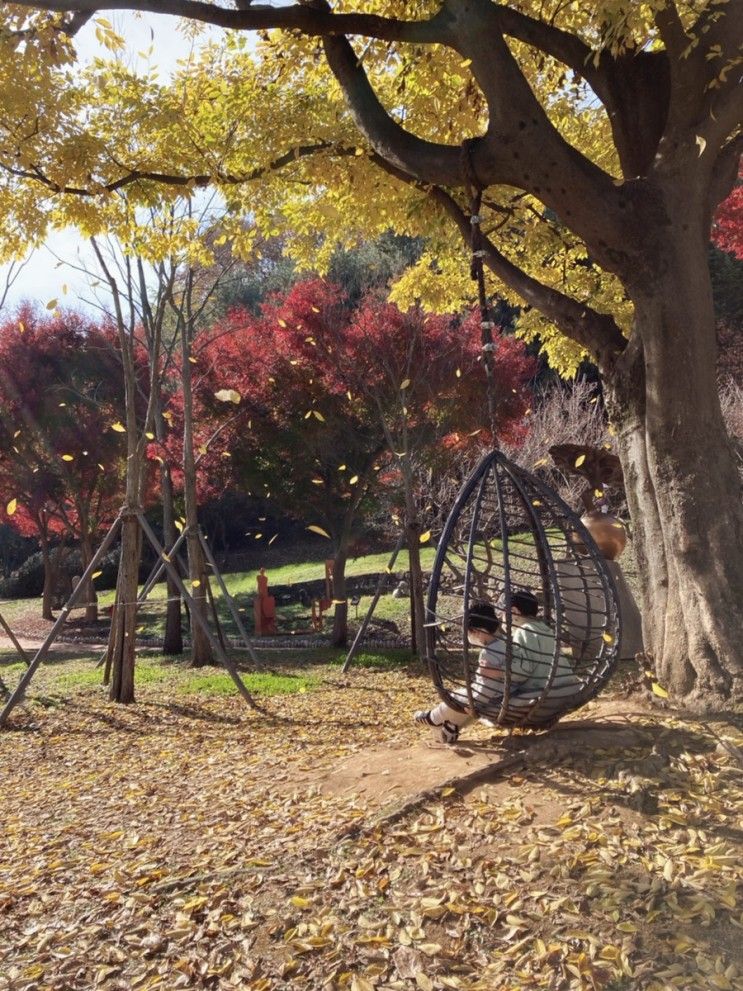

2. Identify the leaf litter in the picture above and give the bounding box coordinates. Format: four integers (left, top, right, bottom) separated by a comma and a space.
0, 663, 741, 991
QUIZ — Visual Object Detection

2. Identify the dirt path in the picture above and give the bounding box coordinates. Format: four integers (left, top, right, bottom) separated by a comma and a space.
0, 633, 106, 657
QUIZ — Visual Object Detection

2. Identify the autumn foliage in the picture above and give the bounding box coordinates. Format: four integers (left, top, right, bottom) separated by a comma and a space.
713, 165, 743, 262
0, 306, 128, 541
158, 279, 536, 541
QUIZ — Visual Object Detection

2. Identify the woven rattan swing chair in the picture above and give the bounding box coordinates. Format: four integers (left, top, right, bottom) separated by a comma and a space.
423, 164, 621, 731
425, 452, 622, 729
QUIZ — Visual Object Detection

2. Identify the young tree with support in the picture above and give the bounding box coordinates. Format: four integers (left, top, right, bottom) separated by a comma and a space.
0, 0, 741, 707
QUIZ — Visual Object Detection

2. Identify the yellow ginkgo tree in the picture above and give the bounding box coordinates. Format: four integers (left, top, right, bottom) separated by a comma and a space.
0, 0, 741, 708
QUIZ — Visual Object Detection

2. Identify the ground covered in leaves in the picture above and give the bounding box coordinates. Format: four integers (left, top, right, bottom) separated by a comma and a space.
1, 654, 742, 991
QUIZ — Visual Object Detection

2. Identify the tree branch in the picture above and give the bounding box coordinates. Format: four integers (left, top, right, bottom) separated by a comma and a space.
369, 153, 626, 367
653, 2, 689, 63
6, 0, 447, 43
0, 142, 340, 196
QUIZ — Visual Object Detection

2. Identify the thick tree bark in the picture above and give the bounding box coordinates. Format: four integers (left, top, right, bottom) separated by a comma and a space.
605, 204, 743, 710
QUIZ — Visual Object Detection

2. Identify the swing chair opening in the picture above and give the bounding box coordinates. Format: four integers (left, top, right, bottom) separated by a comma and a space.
425, 450, 622, 730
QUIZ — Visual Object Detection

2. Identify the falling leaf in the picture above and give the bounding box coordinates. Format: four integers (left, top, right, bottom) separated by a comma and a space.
191, 579, 201, 588
346, 391, 353, 401
269, 534, 278, 545
111, 422, 126, 433
312, 410, 326, 422
214, 389, 241, 404
400, 378, 411, 390
307, 525, 331, 538
455, 368, 461, 378
278, 318, 287, 327
61, 454, 74, 461
419, 531, 431, 544
575, 454, 586, 467
651, 682, 669, 698
188, 356, 197, 364
6, 498, 17, 516
46, 298, 58, 310
696, 134, 706, 156
92, 570, 103, 580
349, 475, 359, 485
602, 632, 614, 644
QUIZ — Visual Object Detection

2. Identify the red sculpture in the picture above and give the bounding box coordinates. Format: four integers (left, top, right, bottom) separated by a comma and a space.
254, 567, 277, 636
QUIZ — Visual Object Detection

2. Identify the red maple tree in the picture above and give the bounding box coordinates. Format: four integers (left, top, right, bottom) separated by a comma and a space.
160, 279, 535, 645
0, 305, 130, 619
713, 164, 743, 261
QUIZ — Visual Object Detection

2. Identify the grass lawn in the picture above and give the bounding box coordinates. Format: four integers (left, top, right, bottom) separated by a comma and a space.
1, 545, 435, 644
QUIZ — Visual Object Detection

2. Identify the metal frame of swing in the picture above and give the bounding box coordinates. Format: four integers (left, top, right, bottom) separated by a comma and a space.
0, 507, 265, 728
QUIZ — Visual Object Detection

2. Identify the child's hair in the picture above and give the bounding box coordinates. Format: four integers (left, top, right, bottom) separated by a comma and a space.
467, 601, 500, 634
511, 589, 539, 616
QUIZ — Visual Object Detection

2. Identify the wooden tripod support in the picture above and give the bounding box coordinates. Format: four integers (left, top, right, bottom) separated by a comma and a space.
0, 509, 263, 729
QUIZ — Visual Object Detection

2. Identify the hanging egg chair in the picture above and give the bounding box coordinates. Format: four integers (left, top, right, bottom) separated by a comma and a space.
425, 450, 622, 729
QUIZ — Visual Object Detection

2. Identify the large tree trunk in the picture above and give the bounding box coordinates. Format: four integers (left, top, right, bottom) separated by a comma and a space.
606, 213, 743, 710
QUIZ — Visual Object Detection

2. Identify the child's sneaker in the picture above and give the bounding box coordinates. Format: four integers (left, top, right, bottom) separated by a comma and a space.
414, 710, 460, 744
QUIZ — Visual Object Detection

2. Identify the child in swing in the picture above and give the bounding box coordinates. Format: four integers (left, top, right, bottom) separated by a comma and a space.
414, 600, 512, 744
414, 591, 556, 744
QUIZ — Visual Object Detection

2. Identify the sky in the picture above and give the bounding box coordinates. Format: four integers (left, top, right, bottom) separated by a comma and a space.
0, 11, 223, 313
